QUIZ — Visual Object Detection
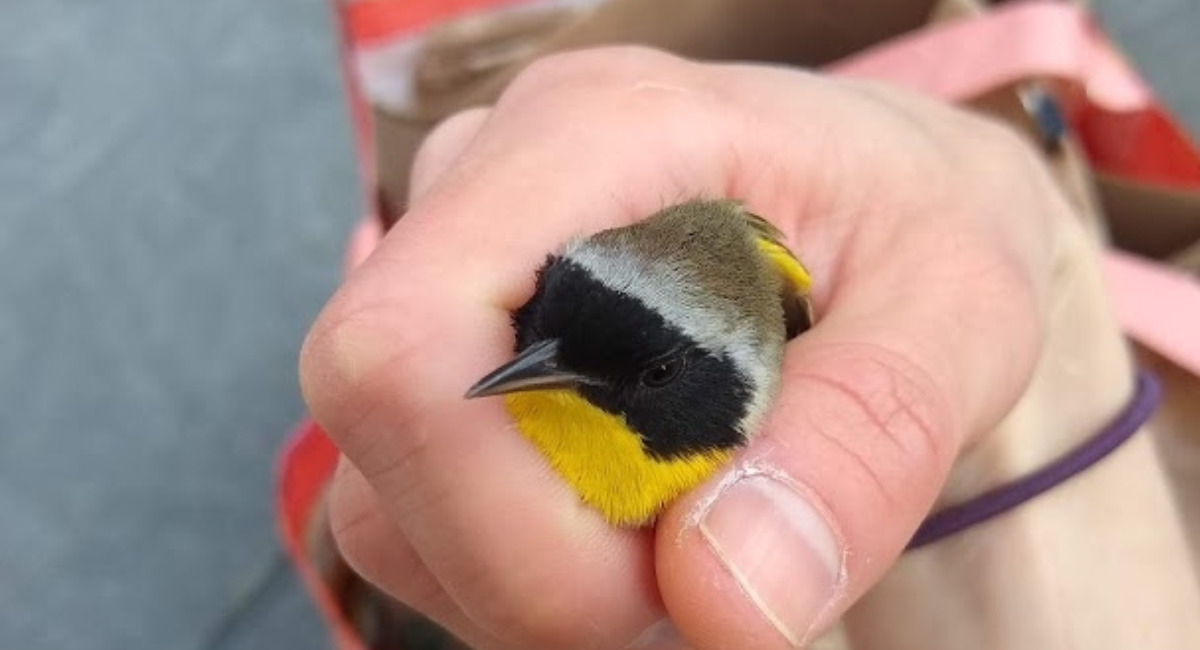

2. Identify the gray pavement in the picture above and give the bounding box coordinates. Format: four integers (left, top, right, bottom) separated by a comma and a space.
1, 1, 1197, 649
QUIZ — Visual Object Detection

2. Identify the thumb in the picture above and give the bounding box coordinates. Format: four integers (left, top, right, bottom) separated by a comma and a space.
655, 152, 1049, 648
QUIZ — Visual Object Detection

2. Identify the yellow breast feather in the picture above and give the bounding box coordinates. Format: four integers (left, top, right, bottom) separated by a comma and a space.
505, 390, 731, 527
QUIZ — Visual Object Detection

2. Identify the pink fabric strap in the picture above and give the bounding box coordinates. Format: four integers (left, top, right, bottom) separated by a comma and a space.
831, 0, 1149, 110
1106, 252, 1200, 377
829, 0, 1200, 378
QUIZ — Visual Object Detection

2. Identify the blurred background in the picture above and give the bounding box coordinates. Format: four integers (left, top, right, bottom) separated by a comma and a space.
1, 1, 1198, 649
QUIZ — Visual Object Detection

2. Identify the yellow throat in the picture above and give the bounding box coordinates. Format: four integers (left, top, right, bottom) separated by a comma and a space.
504, 389, 731, 527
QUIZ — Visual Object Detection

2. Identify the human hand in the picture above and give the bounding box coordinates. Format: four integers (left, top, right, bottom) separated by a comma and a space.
300, 47, 1068, 650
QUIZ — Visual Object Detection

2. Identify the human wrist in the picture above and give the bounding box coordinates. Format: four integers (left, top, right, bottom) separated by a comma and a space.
841, 222, 1200, 648
939, 220, 1134, 507
846, 428, 1200, 650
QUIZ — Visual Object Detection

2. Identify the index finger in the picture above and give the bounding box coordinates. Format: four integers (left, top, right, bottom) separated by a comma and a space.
299, 48, 1049, 650
300, 49, 744, 648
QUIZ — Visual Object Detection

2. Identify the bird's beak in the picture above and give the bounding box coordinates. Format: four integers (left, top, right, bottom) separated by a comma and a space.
465, 339, 584, 398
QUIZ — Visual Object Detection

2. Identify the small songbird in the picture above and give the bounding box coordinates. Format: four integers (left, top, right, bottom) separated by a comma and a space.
466, 199, 813, 526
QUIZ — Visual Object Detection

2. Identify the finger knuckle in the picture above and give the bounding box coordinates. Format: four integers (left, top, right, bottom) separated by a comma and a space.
501, 50, 605, 102
299, 297, 433, 454
968, 116, 1046, 180
411, 107, 490, 188
462, 573, 602, 650
796, 345, 954, 502
505, 46, 678, 96
327, 477, 391, 568
328, 476, 451, 610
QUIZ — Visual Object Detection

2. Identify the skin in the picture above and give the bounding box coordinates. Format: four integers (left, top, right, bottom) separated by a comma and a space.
299, 47, 1175, 649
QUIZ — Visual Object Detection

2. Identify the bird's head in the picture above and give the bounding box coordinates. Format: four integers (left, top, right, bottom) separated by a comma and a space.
466, 248, 769, 460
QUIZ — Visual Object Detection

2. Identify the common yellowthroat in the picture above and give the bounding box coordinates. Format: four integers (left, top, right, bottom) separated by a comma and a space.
466, 199, 813, 526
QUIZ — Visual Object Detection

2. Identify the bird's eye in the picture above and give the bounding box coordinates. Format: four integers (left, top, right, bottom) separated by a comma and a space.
640, 356, 686, 388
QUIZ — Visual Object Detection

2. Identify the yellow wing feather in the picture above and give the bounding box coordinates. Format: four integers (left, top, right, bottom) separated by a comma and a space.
755, 236, 812, 293
743, 210, 814, 336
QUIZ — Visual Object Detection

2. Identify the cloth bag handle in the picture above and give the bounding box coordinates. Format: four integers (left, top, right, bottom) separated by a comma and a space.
830, 0, 1200, 378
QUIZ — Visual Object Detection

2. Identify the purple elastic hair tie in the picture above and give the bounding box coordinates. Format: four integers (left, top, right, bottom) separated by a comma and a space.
906, 368, 1162, 551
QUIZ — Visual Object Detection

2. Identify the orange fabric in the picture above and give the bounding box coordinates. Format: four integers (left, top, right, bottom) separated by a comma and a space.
1078, 105, 1200, 187
329, 5, 377, 213
344, 0, 530, 45
332, 0, 529, 223
276, 420, 363, 650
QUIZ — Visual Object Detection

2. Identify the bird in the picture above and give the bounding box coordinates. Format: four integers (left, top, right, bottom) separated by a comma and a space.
465, 199, 813, 526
